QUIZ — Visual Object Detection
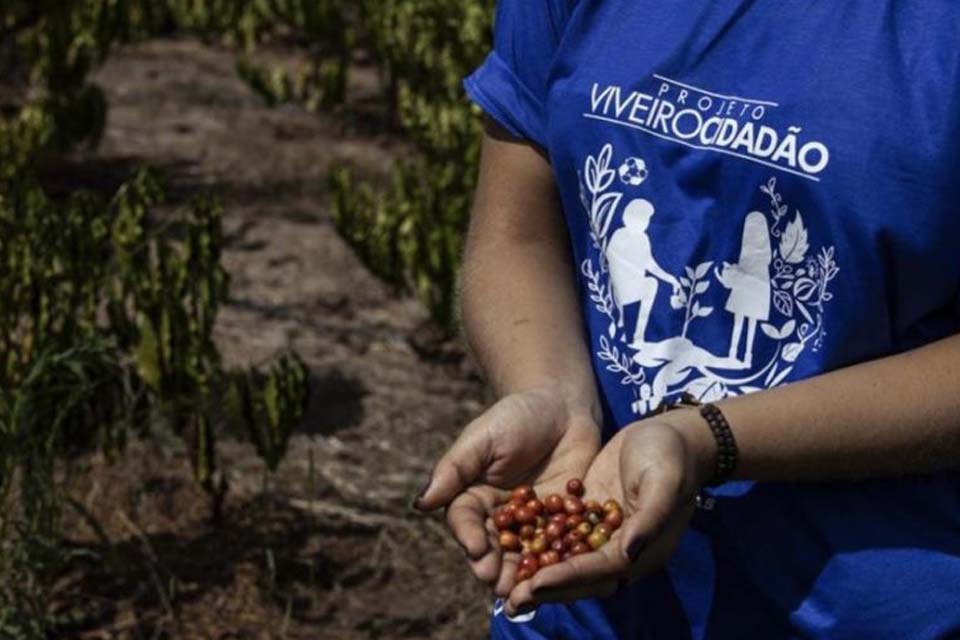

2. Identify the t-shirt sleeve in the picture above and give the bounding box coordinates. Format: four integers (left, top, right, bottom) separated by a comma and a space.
464, 0, 573, 148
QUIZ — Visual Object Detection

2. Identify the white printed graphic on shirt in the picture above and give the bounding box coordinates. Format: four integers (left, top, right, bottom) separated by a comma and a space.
579, 144, 839, 414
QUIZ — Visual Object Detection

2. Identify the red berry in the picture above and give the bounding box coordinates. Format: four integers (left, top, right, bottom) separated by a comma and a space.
519, 524, 536, 540
544, 494, 565, 514
493, 510, 514, 531
584, 499, 603, 513
539, 550, 561, 567
571, 541, 591, 555
499, 531, 521, 552
563, 496, 585, 516
534, 515, 547, 529
566, 478, 585, 497
550, 538, 567, 553
515, 566, 535, 582
604, 508, 623, 530
519, 554, 540, 572
526, 499, 544, 515
566, 514, 584, 530
564, 530, 584, 546
549, 513, 567, 526
561, 551, 572, 561
545, 521, 566, 543
514, 507, 536, 526
512, 485, 536, 503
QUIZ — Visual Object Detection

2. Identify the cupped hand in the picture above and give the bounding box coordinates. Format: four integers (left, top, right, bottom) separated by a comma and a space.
414, 387, 601, 596
504, 410, 715, 615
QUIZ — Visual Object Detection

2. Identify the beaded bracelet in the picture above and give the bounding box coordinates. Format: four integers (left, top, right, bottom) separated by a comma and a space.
699, 402, 739, 486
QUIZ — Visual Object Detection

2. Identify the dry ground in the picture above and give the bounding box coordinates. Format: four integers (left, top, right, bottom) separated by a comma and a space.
53, 38, 492, 640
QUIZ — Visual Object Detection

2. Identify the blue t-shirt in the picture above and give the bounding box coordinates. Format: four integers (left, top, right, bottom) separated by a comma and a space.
465, 1, 960, 638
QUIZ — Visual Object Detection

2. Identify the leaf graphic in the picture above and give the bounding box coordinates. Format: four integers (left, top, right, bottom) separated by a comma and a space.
779, 213, 809, 264
685, 266, 696, 281
773, 289, 793, 316
585, 155, 599, 192
694, 261, 713, 280
694, 281, 710, 295
598, 144, 614, 172
796, 301, 814, 325
696, 306, 713, 318
680, 276, 692, 288
597, 169, 616, 193
608, 322, 617, 338
594, 192, 622, 237
692, 301, 700, 316
761, 323, 780, 340
793, 277, 817, 302
765, 364, 779, 387
770, 365, 794, 387
781, 319, 797, 338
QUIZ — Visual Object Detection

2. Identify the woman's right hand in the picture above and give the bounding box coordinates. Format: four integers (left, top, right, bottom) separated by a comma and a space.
414, 386, 601, 596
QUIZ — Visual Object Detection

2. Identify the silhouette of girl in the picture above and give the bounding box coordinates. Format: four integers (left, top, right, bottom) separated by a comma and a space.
716, 211, 772, 366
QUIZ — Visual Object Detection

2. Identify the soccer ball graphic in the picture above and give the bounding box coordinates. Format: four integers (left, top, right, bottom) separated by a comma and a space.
618, 157, 649, 186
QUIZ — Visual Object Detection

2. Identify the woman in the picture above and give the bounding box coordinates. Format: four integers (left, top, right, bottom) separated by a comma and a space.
416, 2, 960, 638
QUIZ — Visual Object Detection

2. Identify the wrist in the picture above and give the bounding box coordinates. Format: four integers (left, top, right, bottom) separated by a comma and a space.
660, 408, 718, 490
501, 377, 603, 426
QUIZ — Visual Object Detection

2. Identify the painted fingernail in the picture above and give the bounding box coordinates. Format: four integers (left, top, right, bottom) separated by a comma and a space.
626, 538, 646, 562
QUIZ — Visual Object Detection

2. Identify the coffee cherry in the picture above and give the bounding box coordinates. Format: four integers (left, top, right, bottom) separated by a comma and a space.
566, 478, 585, 497
563, 496, 585, 516
515, 566, 535, 583
566, 513, 584, 530
514, 507, 536, 526
561, 552, 572, 561
549, 513, 567, 526
545, 521, 566, 543
499, 531, 521, 552
564, 531, 584, 547
586, 511, 602, 525
539, 550, 561, 567
603, 508, 623, 530
535, 515, 547, 529
550, 538, 567, 554
493, 510, 514, 531
519, 524, 536, 540
584, 499, 603, 513
587, 530, 609, 550
512, 486, 536, 503
602, 499, 620, 513
530, 536, 548, 554
571, 541, 591, 555
594, 523, 613, 539
519, 554, 539, 572
544, 494, 565, 514
526, 499, 544, 516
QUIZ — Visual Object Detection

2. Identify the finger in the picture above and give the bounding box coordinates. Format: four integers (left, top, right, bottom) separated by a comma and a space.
416, 417, 494, 511
619, 470, 682, 562
505, 579, 619, 615
509, 541, 626, 611
445, 489, 493, 559
493, 552, 520, 598
467, 514, 503, 584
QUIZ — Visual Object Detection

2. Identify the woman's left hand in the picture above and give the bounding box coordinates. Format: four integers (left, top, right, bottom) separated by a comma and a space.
503, 409, 716, 615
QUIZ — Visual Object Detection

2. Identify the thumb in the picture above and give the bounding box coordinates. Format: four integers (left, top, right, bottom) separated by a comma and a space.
618, 470, 680, 562
414, 417, 493, 511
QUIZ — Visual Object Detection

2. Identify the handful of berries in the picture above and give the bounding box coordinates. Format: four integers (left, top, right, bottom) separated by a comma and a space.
491, 478, 624, 583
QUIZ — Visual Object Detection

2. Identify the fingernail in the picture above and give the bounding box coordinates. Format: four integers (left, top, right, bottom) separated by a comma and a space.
626, 538, 646, 562
411, 474, 432, 510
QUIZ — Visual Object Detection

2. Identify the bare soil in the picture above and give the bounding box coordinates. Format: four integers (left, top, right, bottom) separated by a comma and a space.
54, 38, 492, 640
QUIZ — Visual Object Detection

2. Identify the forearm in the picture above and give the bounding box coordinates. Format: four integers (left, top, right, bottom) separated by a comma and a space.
461, 122, 600, 421
673, 333, 960, 482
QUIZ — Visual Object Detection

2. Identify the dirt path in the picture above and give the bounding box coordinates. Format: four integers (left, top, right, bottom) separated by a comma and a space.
58, 39, 491, 639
